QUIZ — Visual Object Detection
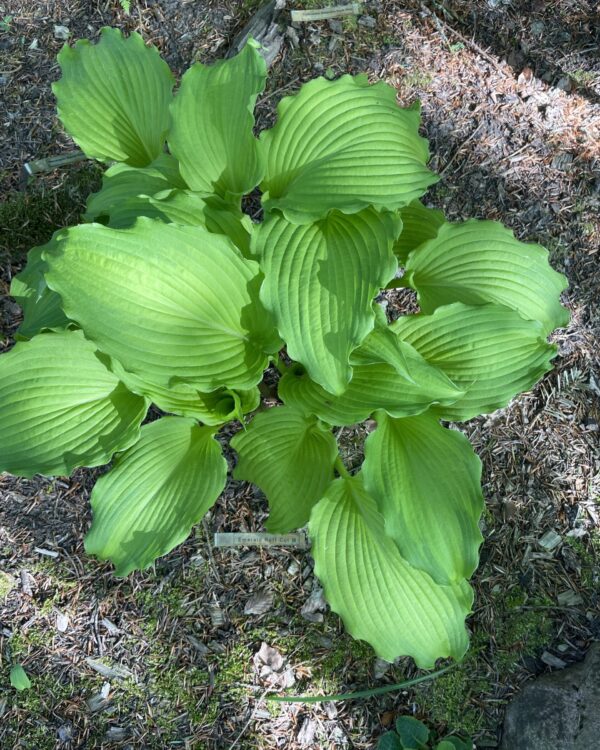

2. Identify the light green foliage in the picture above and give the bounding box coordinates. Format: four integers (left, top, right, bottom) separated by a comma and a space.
10, 664, 31, 691
1, 28, 568, 667
84, 417, 227, 576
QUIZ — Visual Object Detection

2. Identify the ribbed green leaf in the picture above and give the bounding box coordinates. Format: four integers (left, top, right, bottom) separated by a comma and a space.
231, 407, 337, 532
84, 154, 186, 223
93, 188, 253, 257
279, 327, 464, 426
108, 358, 259, 424
261, 74, 438, 223
256, 209, 399, 395
309, 476, 472, 665
85, 417, 227, 576
0, 330, 147, 477
10, 239, 71, 340
363, 412, 483, 585
168, 40, 266, 198
53, 27, 174, 166
392, 303, 556, 421
404, 220, 569, 333
393, 200, 445, 262
44, 219, 280, 394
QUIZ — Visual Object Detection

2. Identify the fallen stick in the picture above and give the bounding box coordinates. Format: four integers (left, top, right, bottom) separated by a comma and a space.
291, 3, 362, 22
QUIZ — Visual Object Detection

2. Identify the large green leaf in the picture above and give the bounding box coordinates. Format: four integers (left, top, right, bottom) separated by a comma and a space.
279, 327, 464, 426
393, 200, 445, 262
53, 27, 174, 166
84, 154, 186, 223
392, 303, 556, 421
0, 330, 147, 477
108, 357, 259, 424
309, 476, 472, 665
403, 220, 569, 333
231, 407, 337, 532
260, 74, 438, 223
92, 187, 253, 257
85, 417, 227, 576
256, 209, 399, 395
10, 239, 71, 340
44, 219, 280, 394
363, 412, 483, 585
168, 40, 266, 198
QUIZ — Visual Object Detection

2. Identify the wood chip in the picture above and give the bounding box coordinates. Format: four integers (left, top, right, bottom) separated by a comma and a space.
244, 590, 274, 616
85, 658, 132, 680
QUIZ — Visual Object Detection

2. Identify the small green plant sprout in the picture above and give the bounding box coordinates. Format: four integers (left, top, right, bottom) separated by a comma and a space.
10, 664, 32, 692
0, 14, 13, 32
378, 716, 472, 750
0, 29, 568, 668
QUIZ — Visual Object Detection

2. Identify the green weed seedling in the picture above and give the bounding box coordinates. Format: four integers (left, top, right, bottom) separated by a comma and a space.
378, 716, 472, 750
0, 28, 568, 668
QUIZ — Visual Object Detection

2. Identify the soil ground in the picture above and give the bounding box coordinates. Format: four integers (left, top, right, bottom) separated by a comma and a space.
0, 1, 599, 749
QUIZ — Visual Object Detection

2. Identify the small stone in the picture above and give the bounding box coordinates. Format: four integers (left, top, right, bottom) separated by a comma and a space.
358, 15, 376, 28
328, 19, 343, 33
538, 530, 562, 551
286, 26, 300, 47
28, 38, 38, 50
287, 561, 300, 575
54, 25, 70, 40
255, 642, 284, 671
55, 612, 69, 633
244, 590, 274, 616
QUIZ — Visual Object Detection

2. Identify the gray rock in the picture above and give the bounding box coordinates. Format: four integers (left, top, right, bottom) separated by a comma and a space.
501, 643, 600, 749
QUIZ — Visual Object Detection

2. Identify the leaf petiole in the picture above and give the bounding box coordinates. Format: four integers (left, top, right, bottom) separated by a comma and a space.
266, 664, 454, 702
334, 455, 351, 479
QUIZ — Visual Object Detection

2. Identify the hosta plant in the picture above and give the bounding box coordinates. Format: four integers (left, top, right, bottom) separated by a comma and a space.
1, 29, 569, 668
